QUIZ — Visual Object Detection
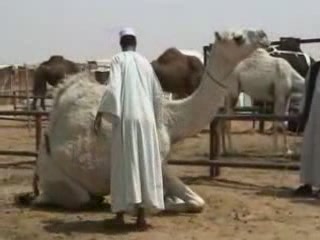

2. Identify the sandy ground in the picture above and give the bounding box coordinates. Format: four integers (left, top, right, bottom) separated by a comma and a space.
1, 119, 320, 240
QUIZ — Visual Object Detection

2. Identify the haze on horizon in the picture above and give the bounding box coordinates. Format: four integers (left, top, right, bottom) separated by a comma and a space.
0, 0, 319, 64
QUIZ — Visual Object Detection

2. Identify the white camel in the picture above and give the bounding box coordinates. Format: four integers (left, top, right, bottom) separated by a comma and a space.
223, 48, 305, 153
31, 29, 269, 213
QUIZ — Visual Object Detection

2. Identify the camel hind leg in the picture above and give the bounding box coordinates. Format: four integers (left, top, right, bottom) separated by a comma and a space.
220, 121, 233, 155
32, 154, 92, 209
32, 177, 91, 209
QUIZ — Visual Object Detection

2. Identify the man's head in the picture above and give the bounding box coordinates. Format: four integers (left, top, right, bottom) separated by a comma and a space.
119, 27, 137, 51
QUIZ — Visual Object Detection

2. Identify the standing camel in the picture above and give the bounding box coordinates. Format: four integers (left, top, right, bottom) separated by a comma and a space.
223, 48, 305, 153
32, 55, 82, 110
222, 37, 313, 154
263, 37, 314, 133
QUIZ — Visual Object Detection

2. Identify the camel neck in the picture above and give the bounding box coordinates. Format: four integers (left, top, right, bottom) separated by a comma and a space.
165, 48, 238, 143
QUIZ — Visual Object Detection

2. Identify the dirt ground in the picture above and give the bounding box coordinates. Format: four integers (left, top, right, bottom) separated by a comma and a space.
1, 118, 320, 240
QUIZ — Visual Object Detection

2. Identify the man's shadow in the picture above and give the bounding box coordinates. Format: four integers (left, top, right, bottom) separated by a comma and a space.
42, 218, 138, 235
14, 192, 164, 235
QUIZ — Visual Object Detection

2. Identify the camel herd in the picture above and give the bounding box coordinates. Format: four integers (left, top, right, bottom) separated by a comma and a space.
30, 35, 312, 126
9, 29, 315, 213
30, 48, 205, 110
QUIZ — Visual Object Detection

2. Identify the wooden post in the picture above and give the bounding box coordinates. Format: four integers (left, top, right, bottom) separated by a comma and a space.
209, 119, 221, 177
35, 114, 42, 151
9, 66, 13, 103
13, 91, 17, 111
24, 65, 31, 131
204, 44, 221, 177
258, 102, 266, 133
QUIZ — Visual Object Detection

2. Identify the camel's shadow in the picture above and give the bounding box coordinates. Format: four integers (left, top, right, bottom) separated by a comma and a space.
13, 192, 111, 213
13, 192, 186, 218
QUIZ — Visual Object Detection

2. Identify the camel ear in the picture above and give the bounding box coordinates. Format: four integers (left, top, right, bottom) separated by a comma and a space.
257, 29, 267, 38
215, 32, 222, 41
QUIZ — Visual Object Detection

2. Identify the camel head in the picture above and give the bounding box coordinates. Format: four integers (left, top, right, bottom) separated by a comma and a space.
255, 30, 270, 48
211, 29, 270, 66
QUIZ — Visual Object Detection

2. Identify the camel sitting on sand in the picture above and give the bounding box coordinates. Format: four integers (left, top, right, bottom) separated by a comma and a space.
23, 29, 269, 213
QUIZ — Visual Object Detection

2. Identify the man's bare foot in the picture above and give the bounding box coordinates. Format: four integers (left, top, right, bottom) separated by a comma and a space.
136, 218, 152, 231
114, 212, 125, 225
136, 207, 152, 231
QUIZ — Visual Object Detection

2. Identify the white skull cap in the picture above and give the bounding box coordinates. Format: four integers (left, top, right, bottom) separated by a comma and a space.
119, 27, 136, 38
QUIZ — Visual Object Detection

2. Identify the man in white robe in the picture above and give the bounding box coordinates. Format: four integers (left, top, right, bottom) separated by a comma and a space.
94, 28, 164, 230
294, 61, 320, 196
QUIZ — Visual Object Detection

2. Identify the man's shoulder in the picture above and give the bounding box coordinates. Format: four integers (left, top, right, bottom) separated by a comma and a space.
132, 52, 151, 66
111, 51, 146, 60
111, 52, 126, 62
110, 52, 151, 68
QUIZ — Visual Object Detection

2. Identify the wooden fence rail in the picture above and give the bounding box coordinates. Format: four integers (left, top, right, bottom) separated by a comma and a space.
0, 110, 300, 180
0, 95, 52, 100
168, 159, 299, 171
208, 114, 300, 177
0, 111, 49, 157
271, 38, 320, 45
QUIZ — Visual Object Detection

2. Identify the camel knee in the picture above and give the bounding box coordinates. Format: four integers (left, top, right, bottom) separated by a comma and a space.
185, 196, 205, 213
164, 195, 205, 213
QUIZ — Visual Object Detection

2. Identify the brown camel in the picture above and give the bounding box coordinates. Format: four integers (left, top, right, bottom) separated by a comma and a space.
32, 55, 82, 110
32, 49, 203, 110
151, 48, 204, 99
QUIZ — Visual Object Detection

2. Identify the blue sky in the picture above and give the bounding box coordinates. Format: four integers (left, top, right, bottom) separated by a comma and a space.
0, 0, 319, 64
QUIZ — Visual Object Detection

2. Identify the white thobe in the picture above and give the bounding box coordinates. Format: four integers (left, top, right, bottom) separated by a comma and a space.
300, 67, 320, 186
98, 51, 164, 214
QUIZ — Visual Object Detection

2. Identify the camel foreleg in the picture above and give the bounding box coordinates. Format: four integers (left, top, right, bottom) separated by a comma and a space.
162, 165, 205, 213
273, 95, 290, 154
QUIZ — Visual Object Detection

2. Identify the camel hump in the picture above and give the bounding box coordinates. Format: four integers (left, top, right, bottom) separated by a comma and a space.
48, 55, 65, 62
188, 55, 204, 71
157, 48, 184, 63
